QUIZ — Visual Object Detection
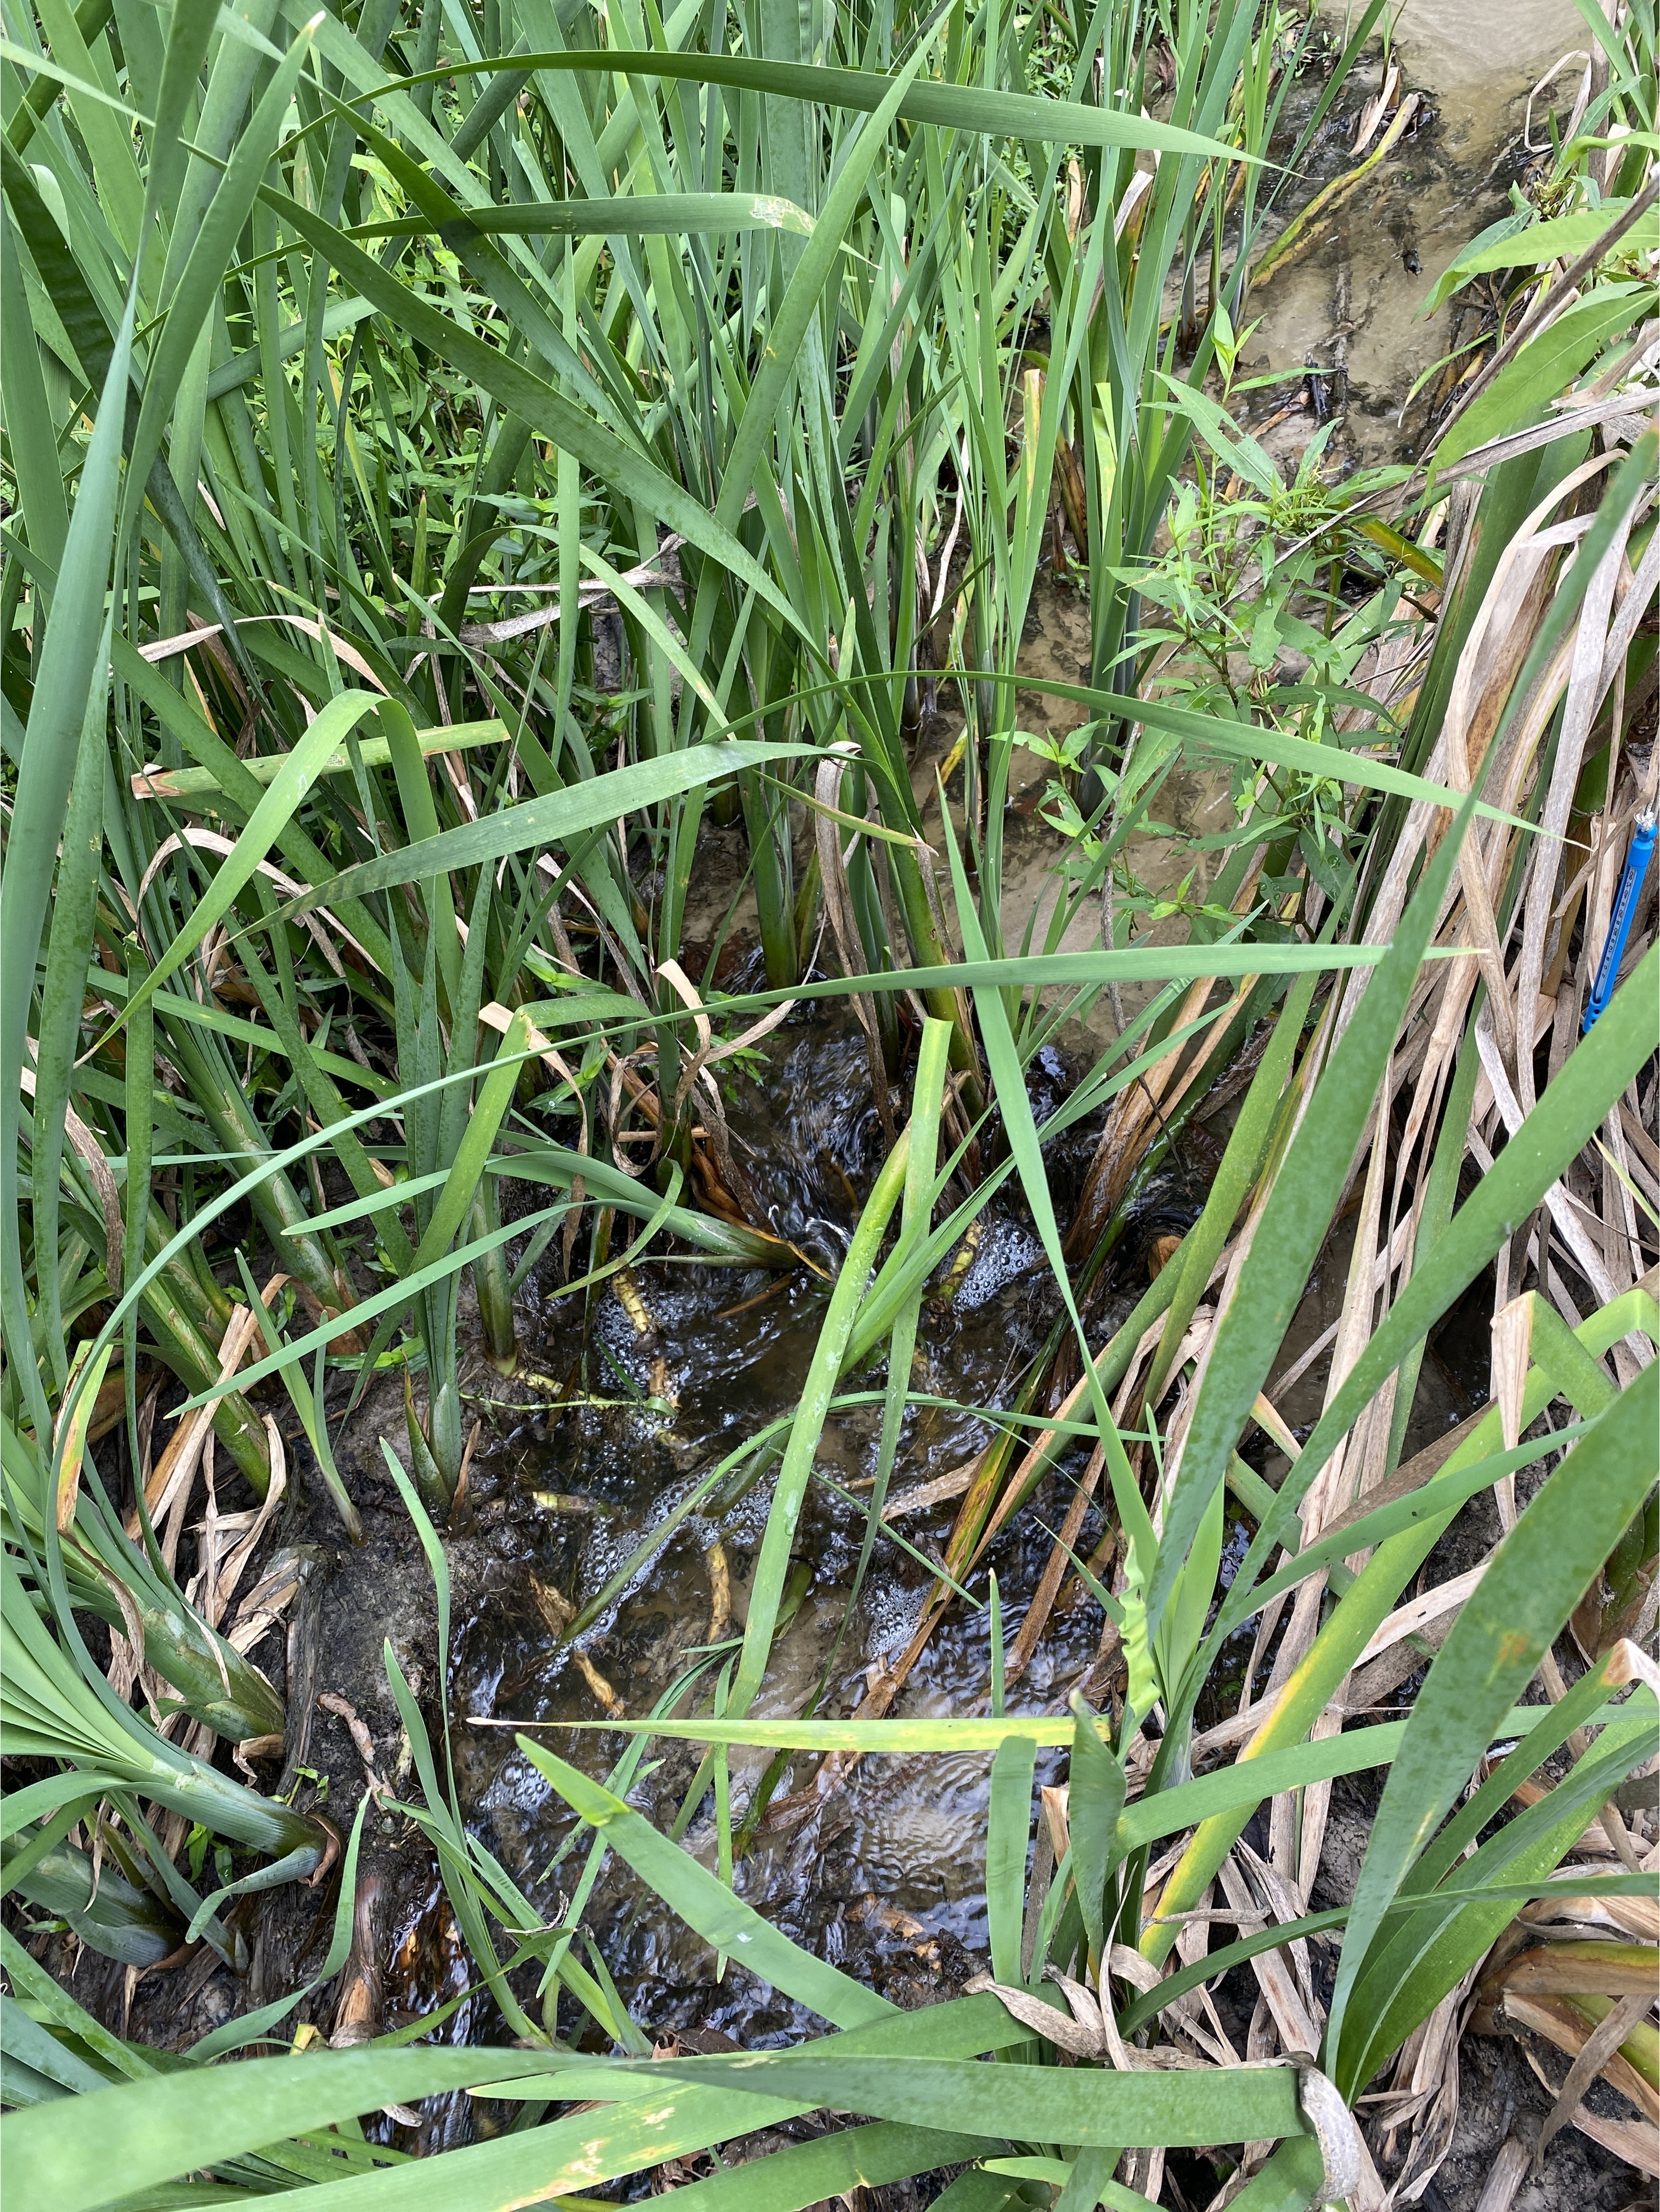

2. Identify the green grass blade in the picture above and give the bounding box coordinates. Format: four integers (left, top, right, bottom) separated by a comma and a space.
370, 50, 1261, 165
0, 283, 135, 1437
608, 2049, 1303, 2147
1150, 1289, 1657, 1963
0, 2048, 611, 2211
1223, 2135, 1326, 2212
29, 1994, 1040, 2212
519, 1739, 895, 2028
1144, 965, 1318, 1409
357, 191, 816, 238
1233, 1426, 1589, 1621
130, 718, 506, 800
987, 1733, 1037, 1985
0, 1773, 123, 1844
0, 205, 69, 569
495, 1144, 787, 1264
1338, 1718, 1655, 2095
1069, 1690, 1127, 1965
29, 658, 110, 1380
701, 944, 1396, 1024
713, 38, 931, 534
117, 691, 386, 1030
286, 741, 814, 913
945, 670, 1533, 828
1278, 940, 1660, 1517
174, 1203, 560, 1414
726, 1126, 914, 1719
122, 22, 315, 527
260, 182, 814, 645
622, 2120, 987, 2210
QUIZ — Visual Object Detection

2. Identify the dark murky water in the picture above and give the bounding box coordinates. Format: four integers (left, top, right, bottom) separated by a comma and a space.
446, 1001, 1137, 2037
437, 985, 1500, 2052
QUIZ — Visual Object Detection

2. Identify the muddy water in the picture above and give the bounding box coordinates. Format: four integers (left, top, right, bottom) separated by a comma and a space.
450, 1006, 1139, 2038
1249, 1, 1585, 467
1389, 1, 1585, 87
447, 1007, 1485, 2055
447, 14, 1556, 2061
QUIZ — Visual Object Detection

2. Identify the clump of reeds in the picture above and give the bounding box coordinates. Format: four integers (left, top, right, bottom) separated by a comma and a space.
2, 0, 1656, 2204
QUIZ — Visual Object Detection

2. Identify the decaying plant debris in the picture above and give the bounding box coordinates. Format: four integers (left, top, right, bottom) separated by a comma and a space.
2, 0, 1657, 2208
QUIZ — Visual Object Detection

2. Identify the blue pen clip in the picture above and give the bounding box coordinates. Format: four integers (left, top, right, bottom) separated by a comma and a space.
1583, 809, 1657, 1032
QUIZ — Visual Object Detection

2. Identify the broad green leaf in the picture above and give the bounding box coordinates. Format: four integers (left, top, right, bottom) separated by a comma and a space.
1150, 370, 1280, 495
287, 741, 814, 912
1438, 204, 1641, 285
606, 2049, 1303, 2147
357, 191, 815, 239
1329, 1362, 1659, 2050
31, 661, 109, 1375
1144, 792, 1479, 1645
1418, 211, 1533, 313
174, 1996, 1041, 2211
140, 0, 219, 234
0, 1926, 158, 2085
931, 2175, 1027, 2212
518, 1741, 896, 2028
1434, 285, 1651, 473
4, 1992, 122, 2096
374, 49, 1260, 165
0, 1773, 122, 1843
1057, 2149, 1134, 2209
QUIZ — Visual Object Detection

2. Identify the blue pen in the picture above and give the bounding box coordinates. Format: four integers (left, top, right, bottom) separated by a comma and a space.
1582, 809, 1657, 1032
